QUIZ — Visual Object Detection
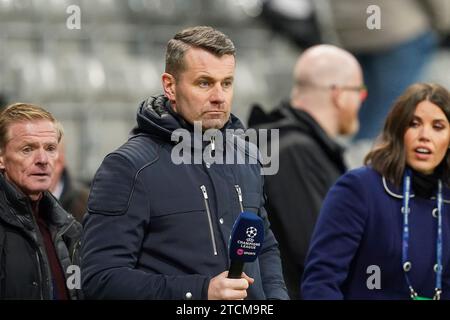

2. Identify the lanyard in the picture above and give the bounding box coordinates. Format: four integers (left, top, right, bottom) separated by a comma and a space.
402, 169, 443, 300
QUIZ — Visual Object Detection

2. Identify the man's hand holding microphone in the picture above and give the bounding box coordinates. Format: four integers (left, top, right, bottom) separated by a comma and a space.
208, 211, 264, 300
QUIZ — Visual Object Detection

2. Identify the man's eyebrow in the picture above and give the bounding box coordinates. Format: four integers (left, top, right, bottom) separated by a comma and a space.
15, 139, 57, 145
195, 74, 234, 81
195, 75, 213, 80
16, 140, 39, 147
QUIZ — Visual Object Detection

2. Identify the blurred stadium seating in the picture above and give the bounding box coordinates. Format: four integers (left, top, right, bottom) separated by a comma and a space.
0, 0, 299, 181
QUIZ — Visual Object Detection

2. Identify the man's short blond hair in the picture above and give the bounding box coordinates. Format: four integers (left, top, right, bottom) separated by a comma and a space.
0, 103, 63, 150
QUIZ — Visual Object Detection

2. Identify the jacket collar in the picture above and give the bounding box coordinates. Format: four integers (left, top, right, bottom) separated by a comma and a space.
249, 101, 347, 173
132, 95, 245, 143
0, 173, 78, 230
0, 172, 31, 213
282, 104, 345, 157
382, 175, 450, 203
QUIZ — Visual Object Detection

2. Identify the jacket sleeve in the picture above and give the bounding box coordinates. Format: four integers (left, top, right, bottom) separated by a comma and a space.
301, 170, 368, 299
81, 153, 209, 299
257, 187, 290, 300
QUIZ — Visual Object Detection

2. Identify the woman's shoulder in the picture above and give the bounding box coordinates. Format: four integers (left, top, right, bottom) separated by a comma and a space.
324, 166, 384, 201
340, 166, 382, 183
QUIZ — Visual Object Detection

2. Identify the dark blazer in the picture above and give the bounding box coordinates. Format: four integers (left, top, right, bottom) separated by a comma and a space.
302, 166, 450, 299
58, 169, 89, 223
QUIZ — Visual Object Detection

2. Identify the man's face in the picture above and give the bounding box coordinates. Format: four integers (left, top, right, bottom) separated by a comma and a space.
163, 47, 235, 130
404, 100, 450, 175
337, 70, 365, 136
0, 120, 59, 200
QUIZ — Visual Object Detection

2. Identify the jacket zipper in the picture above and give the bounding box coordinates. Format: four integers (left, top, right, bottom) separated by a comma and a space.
210, 136, 216, 157
71, 239, 81, 264
55, 219, 76, 262
35, 250, 44, 299
234, 185, 244, 212
55, 219, 75, 241
54, 219, 77, 297
200, 185, 218, 256
26, 205, 48, 300
12, 225, 45, 299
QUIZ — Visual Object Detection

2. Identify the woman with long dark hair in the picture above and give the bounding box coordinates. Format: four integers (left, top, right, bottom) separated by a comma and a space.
302, 83, 450, 299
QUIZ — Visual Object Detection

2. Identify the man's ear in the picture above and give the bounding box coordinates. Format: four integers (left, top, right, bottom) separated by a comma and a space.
162, 73, 176, 103
330, 87, 342, 110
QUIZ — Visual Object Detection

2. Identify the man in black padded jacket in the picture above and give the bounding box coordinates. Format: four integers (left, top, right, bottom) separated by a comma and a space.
249, 45, 365, 299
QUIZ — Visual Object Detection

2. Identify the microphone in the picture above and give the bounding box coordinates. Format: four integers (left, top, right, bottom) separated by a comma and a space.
228, 211, 265, 279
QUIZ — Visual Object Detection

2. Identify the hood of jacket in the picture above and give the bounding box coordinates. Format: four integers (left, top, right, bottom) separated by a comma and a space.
132, 95, 246, 143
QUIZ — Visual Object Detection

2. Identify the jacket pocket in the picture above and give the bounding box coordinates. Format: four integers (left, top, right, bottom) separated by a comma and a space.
234, 185, 244, 213
149, 191, 219, 257
234, 185, 261, 214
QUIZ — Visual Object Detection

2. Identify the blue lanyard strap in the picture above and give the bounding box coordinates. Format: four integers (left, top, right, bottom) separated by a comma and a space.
436, 179, 443, 296
402, 169, 443, 300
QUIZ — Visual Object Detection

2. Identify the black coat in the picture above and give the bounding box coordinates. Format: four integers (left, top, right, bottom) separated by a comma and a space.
0, 174, 82, 299
249, 101, 347, 299
58, 169, 89, 223
81, 95, 289, 300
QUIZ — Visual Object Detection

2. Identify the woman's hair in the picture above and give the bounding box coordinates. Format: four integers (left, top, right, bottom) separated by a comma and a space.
364, 83, 450, 185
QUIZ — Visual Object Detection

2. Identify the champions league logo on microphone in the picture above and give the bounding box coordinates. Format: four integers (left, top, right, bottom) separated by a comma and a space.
229, 212, 264, 258
246, 226, 258, 241
228, 211, 265, 278
237, 225, 261, 254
